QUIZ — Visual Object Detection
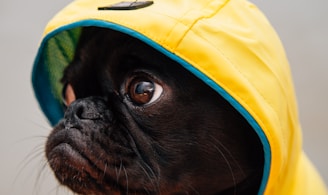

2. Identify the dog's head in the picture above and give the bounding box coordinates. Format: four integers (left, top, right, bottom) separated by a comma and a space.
45, 27, 263, 195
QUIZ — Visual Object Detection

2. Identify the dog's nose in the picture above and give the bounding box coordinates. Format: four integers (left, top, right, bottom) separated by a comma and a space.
63, 97, 111, 129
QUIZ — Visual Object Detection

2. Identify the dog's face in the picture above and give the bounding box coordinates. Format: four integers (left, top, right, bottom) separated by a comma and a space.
45, 27, 263, 195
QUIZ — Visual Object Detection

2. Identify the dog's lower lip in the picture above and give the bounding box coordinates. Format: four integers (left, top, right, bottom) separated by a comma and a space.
48, 143, 102, 180
46, 125, 159, 193
49, 143, 86, 164
48, 143, 153, 194
48, 142, 118, 193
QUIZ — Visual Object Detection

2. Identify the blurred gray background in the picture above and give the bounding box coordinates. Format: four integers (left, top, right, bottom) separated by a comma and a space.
0, 0, 327, 194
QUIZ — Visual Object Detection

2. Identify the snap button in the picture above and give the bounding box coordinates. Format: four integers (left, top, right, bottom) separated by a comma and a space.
98, 1, 154, 10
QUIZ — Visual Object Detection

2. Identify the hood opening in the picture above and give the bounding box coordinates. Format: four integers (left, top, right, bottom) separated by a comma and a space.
32, 21, 271, 194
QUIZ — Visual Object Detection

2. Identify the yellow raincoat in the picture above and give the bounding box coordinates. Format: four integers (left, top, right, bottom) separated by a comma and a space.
32, 0, 327, 194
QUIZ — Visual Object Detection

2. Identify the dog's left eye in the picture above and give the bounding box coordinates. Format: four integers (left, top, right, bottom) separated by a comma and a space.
128, 78, 163, 105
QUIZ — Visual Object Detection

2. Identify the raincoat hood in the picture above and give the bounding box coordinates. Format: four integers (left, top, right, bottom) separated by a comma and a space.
32, 0, 327, 194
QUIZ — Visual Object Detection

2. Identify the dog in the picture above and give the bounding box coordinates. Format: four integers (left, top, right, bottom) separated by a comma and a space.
45, 27, 264, 195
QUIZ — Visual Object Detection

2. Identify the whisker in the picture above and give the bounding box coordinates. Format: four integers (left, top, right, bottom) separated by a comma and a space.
15, 144, 44, 181
48, 181, 73, 195
35, 160, 61, 195
210, 135, 246, 179
136, 161, 160, 194
16, 118, 73, 195
13, 136, 46, 191
26, 115, 51, 131
123, 165, 129, 194
185, 185, 200, 195
209, 138, 237, 195
32, 156, 49, 194
92, 151, 107, 184
15, 121, 71, 195
116, 158, 123, 182
102, 161, 108, 182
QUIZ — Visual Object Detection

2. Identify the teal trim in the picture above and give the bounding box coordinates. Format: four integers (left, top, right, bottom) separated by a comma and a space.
31, 19, 271, 194
32, 38, 65, 126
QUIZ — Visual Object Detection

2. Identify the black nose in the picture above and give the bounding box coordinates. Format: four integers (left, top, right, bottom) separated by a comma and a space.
63, 97, 112, 130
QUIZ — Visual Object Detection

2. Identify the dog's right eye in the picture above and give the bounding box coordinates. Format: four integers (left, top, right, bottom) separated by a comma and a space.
62, 83, 76, 107
127, 77, 163, 106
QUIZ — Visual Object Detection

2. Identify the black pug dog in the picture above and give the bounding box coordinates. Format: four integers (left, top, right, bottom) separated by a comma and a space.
45, 27, 264, 195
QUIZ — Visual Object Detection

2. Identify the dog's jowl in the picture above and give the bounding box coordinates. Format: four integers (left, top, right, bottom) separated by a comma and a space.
32, 0, 327, 194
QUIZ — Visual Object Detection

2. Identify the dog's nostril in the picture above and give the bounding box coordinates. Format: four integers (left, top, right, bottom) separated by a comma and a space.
63, 97, 111, 129
75, 105, 84, 119
64, 108, 82, 130
64, 100, 87, 129
76, 104, 103, 120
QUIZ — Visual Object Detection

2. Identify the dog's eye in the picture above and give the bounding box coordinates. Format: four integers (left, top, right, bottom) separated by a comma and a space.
128, 78, 163, 105
62, 83, 76, 106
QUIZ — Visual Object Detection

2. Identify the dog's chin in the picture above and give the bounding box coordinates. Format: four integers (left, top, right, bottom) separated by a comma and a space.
46, 136, 107, 194
46, 125, 113, 194
46, 123, 156, 195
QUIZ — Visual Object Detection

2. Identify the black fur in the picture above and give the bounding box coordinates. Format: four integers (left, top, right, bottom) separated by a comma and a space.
45, 27, 264, 195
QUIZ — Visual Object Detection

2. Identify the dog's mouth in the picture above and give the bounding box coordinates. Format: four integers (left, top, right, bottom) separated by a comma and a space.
46, 122, 156, 195
47, 140, 111, 194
